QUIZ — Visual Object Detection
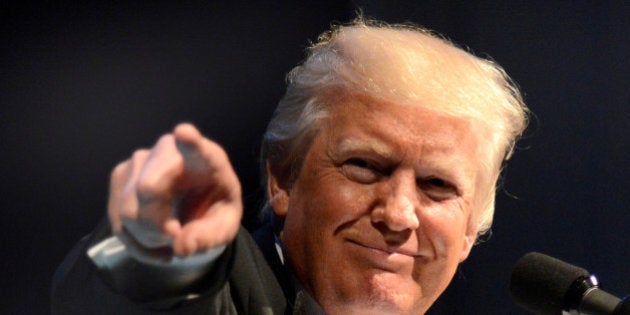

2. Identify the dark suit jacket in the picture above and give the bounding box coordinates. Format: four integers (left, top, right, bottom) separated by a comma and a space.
51, 220, 292, 314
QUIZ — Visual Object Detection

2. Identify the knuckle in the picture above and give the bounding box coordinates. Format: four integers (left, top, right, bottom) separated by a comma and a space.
135, 176, 160, 198
131, 149, 149, 164
110, 161, 129, 184
156, 134, 175, 147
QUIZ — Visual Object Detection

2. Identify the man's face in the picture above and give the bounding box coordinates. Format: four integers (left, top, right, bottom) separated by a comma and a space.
273, 94, 485, 314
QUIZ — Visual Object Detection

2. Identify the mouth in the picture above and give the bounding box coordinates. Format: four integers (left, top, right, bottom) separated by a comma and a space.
347, 240, 424, 271
347, 239, 420, 256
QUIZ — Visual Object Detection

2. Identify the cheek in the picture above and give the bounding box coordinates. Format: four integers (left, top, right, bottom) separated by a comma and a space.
421, 202, 469, 257
306, 176, 374, 226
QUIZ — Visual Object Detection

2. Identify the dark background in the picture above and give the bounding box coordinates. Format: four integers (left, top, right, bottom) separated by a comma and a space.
1, 1, 628, 314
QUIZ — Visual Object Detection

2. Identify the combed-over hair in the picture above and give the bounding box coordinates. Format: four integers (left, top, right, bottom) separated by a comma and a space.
261, 18, 529, 236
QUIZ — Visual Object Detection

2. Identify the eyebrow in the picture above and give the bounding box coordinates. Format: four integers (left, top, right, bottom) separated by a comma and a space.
336, 137, 396, 159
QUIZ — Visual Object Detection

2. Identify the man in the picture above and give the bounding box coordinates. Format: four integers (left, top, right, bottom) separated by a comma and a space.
52, 19, 528, 314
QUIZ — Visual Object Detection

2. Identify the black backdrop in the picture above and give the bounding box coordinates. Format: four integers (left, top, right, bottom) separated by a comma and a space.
1, 1, 628, 314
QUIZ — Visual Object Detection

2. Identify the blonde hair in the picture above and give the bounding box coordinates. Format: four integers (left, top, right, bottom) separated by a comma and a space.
262, 18, 529, 235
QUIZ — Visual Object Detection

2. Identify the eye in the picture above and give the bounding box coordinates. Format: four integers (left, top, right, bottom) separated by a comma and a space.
341, 158, 381, 184
418, 177, 458, 200
426, 178, 449, 188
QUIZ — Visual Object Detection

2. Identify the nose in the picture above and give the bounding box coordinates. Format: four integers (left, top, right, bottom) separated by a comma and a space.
371, 173, 420, 232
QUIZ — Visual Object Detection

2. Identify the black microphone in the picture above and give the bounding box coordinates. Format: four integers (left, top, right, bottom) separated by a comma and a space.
510, 252, 629, 315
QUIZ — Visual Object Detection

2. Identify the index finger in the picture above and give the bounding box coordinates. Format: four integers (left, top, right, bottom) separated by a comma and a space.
172, 122, 242, 205
173, 124, 241, 222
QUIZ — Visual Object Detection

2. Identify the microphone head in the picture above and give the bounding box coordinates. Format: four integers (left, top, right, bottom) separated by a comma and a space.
510, 252, 590, 314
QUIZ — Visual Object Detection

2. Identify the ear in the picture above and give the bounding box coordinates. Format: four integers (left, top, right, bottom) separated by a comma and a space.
266, 161, 290, 218
458, 227, 478, 263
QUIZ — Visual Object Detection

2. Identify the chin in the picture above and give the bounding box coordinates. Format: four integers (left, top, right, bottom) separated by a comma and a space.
323, 286, 430, 315
366, 274, 431, 314
325, 300, 428, 315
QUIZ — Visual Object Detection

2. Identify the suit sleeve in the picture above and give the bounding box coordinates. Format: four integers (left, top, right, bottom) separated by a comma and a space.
51, 218, 237, 314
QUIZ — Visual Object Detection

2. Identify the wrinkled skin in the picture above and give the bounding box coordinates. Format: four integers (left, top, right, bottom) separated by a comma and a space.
269, 95, 485, 314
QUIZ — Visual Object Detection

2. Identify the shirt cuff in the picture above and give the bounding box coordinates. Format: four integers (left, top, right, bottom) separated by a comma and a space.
87, 234, 226, 304
88, 234, 225, 269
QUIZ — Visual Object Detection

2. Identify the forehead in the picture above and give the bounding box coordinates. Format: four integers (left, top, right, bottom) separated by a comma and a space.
314, 95, 485, 178
306, 95, 486, 203
325, 94, 480, 149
